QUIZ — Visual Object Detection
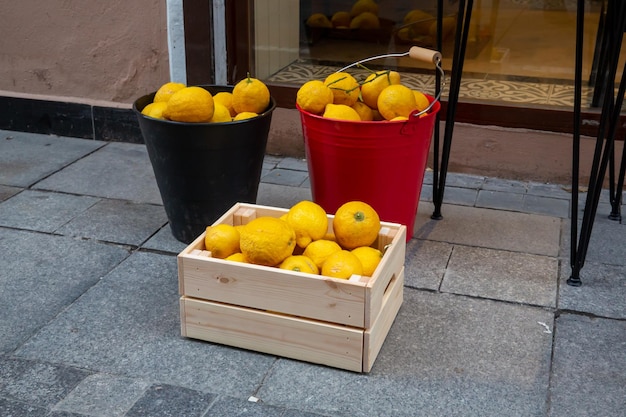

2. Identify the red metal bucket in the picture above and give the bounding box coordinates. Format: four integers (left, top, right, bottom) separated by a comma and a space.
298, 96, 439, 240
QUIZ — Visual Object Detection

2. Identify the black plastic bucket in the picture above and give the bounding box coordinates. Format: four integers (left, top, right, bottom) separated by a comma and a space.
133, 85, 276, 243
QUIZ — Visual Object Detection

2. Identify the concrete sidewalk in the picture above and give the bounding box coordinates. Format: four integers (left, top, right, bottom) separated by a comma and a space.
0, 129, 624, 417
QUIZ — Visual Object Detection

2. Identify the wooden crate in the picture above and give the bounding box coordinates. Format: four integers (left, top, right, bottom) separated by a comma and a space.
177, 203, 406, 372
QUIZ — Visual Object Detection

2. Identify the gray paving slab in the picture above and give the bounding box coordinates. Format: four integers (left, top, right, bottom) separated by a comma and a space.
0, 356, 91, 409
558, 262, 626, 319
439, 185, 478, 206
141, 225, 188, 254
0, 228, 129, 354
0, 130, 105, 187
14, 251, 276, 397
53, 373, 151, 417
560, 217, 626, 266
261, 168, 309, 187
404, 239, 452, 290
0, 190, 100, 233
206, 396, 291, 417
0, 397, 49, 416
125, 383, 216, 417
548, 313, 626, 417
256, 289, 554, 417
413, 202, 562, 257
476, 189, 525, 211
482, 177, 528, 193
522, 194, 570, 218
276, 157, 308, 171
55, 199, 168, 246
442, 245, 558, 307
527, 182, 572, 199
0, 184, 22, 202
256, 183, 313, 209
32, 142, 162, 205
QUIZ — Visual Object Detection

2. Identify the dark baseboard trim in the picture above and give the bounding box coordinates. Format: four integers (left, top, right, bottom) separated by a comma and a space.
1, 92, 622, 144
0, 95, 143, 143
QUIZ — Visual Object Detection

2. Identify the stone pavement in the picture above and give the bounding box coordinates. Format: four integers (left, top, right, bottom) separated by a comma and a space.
0, 129, 624, 417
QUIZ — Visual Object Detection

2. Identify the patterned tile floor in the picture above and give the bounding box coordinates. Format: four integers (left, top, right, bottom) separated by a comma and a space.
267, 59, 600, 109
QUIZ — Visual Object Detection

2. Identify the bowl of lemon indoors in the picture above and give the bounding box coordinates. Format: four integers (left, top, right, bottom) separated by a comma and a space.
133, 80, 277, 244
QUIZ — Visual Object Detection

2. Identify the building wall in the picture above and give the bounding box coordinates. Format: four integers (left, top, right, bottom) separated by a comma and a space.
0, 0, 169, 105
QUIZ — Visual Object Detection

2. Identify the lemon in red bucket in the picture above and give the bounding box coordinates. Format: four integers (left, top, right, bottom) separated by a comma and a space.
377, 84, 418, 121
297, 80, 334, 114
333, 201, 381, 250
360, 70, 401, 109
323, 103, 361, 121
413, 90, 430, 112
324, 72, 360, 106
351, 101, 375, 121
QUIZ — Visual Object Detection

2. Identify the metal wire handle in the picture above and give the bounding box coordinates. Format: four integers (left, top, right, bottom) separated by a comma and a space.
335, 46, 445, 117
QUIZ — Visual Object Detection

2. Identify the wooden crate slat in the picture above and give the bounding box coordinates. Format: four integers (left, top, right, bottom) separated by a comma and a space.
181, 296, 364, 372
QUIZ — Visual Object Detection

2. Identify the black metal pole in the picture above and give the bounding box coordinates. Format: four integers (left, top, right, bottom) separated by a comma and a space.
432, 0, 473, 220
569, 0, 626, 286
568, 0, 584, 286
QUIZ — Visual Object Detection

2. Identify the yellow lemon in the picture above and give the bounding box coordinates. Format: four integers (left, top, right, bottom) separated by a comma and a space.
153, 81, 186, 103
351, 101, 374, 121
324, 72, 360, 106
213, 91, 237, 117
232, 74, 271, 114
225, 252, 247, 263
390, 116, 409, 121
331, 11, 351, 27
377, 84, 418, 121
321, 250, 363, 279
351, 0, 379, 17
163, 86, 214, 123
240, 216, 296, 266
141, 102, 168, 119
204, 224, 240, 259
360, 70, 401, 109
279, 255, 319, 275
286, 200, 329, 249
210, 103, 233, 123
323, 103, 361, 121
333, 201, 381, 250
302, 239, 343, 270
297, 80, 335, 115
351, 246, 383, 276
349, 12, 380, 29
306, 13, 332, 28
403, 9, 434, 36
233, 111, 258, 121
412, 90, 430, 112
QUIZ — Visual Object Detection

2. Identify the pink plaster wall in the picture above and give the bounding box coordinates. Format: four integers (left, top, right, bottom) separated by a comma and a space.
0, 0, 169, 105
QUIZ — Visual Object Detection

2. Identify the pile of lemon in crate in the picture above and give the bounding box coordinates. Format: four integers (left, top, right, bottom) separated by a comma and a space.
141, 75, 270, 123
205, 200, 385, 280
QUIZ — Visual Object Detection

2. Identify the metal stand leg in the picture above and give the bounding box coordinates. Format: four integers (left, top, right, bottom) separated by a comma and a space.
569, 0, 626, 286
431, 0, 474, 220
